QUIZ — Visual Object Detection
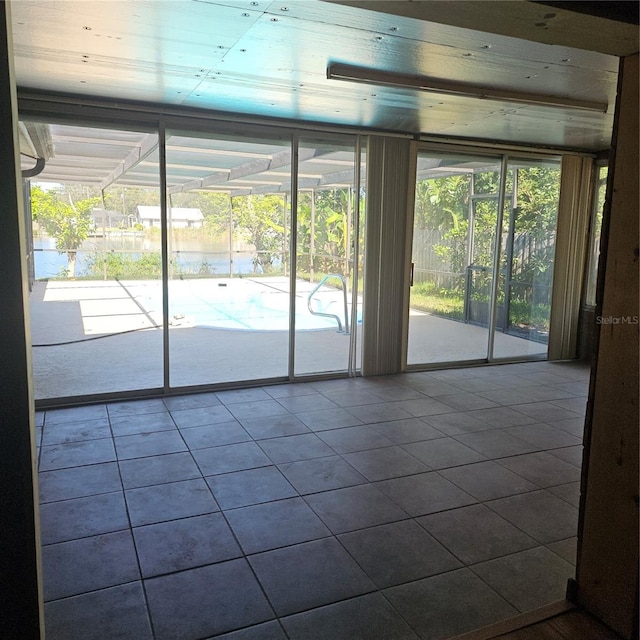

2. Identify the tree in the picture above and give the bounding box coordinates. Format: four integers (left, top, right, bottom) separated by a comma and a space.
231, 194, 286, 273
31, 185, 101, 278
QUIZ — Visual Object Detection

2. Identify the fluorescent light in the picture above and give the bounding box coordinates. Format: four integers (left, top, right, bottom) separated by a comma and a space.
327, 63, 608, 113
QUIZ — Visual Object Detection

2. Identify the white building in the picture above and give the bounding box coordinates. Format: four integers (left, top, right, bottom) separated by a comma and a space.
137, 206, 203, 229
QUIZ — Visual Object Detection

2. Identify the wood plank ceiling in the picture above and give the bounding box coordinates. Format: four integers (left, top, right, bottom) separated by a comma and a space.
11, 0, 623, 154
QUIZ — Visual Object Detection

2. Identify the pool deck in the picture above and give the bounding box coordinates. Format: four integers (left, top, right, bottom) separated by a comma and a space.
30, 278, 546, 401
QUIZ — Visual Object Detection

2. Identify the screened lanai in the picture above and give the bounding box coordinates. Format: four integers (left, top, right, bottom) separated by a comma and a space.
24, 121, 563, 403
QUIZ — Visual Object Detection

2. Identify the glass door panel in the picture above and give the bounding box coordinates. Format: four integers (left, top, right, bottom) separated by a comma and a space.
26, 120, 162, 400
408, 152, 501, 365
166, 130, 292, 387
294, 136, 364, 376
492, 158, 561, 359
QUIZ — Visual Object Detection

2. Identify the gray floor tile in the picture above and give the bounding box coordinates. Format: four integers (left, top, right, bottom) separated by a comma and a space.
487, 489, 579, 543
114, 430, 187, 460
119, 451, 201, 489
170, 405, 236, 428
347, 402, 414, 423
549, 396, 587, 415
547, 537, 577, 565
227, 400, 289, 421
145, 559, 274, 640
343, 446, 429, 481
216, 387, 273, 405
370, 417, 445, 444
39, 462, 122, 503
192, 442, 272, 475
133, 512, 242, 577
321, 388, 386, 407
498, 451, 581, 486
471, 546, 574, 612
505, 423, 581, 450
388, 398, 456, 418
375, 472, 476, 517
206, 466, 297, 509
42, 417, 111, 445
278, 456, 367, 494
402, 438, 486, 469
40, 438, 116, 471
517, 372, 575, 386
548, 482, 581, 507
397, 378, 462, 397
249, 537, 376, 616
418, 504, 537, 564
317, 425, 394, 453
448, 378, 505, 393
383, 568, 517, 639
258, 433, 335, 463
281, 592, 419, 640
296, 407, 363, 431
110, 411, 176, 436
263, 383, 315, 399
40, 490, 129, 545
46, 404, 109, 425
305, 483, 408, 533
225, 497, 330, 553
42, 530, 139, 601
548, 445, 584, 467
553, 417, 585, 437
554, 381, 589, 397
339, 520, 461, 588
210, 621, 287, 640
469, 406, 537, 428
107, 398, 167, 418
454, 430, 538, 458
180, 421, 251, 450
439, 460, 538, 501
126, 478, 219, 527
44, 582, 153, 640
355, 377, 426, 400
163, 392, 221, 411
239, 413, 310, 439
512, 401, 582, 422
436, 393, 500, 411
476, 387, 545, 406
423, 411, 493, 436
276, 393, 339, 413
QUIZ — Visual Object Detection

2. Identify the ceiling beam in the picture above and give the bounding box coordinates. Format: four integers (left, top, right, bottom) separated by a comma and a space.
99, 134, 158, 190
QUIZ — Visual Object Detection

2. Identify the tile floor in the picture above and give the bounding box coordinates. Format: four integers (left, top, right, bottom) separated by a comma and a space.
36, 360, 588, 640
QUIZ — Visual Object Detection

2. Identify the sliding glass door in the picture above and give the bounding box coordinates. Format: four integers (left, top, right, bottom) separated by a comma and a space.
492, 157, 560, 359
27, 119, 366, 402
408, 149, 561, 367
165, 130, 293, 387
407, 152, 502, 365
26, 121, 163, 400
294, 135, 364, 376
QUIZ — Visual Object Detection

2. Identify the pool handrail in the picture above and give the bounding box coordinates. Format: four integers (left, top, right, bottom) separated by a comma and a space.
307, 274, 350, 334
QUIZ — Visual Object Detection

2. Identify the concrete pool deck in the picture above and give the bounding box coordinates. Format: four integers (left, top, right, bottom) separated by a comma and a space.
30, 279, 546, 401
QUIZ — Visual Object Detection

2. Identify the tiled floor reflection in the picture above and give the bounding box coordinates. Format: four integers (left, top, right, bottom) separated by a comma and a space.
37, 360, 588, 640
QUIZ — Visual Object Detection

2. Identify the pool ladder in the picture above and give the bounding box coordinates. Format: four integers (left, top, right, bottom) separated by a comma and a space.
307, 274, 350, 334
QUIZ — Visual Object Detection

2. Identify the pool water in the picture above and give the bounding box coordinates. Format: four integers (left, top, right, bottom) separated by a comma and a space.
168, 277, 362, 332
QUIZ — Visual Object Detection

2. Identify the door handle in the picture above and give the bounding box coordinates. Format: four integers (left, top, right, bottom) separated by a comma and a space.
410, 262, 415, 287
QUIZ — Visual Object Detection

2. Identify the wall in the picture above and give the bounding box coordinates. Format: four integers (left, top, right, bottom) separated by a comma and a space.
0, 2, 44, 637
576, 52, 639, 640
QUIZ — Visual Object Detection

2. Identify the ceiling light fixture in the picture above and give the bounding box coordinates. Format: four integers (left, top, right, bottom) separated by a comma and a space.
326, 63, 608, 113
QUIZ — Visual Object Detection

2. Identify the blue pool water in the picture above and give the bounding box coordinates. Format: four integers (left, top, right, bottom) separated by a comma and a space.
167, 278, 362, 332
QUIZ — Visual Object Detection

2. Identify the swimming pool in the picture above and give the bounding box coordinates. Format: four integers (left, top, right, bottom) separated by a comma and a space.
168, 277, 362, 332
